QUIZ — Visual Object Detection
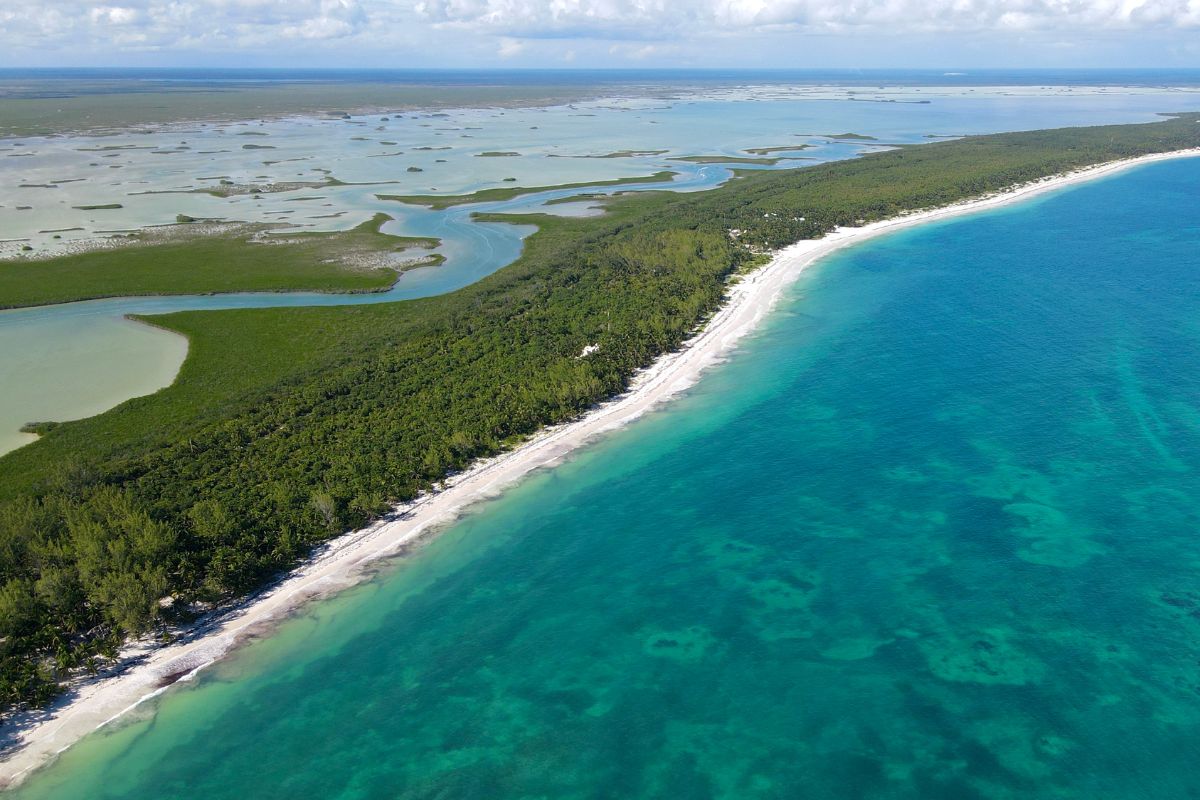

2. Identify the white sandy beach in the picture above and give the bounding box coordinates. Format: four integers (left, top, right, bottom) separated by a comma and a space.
2, 145, 1197, 788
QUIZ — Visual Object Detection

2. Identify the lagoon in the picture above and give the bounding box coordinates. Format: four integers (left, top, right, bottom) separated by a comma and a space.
4, 82, 1200, 454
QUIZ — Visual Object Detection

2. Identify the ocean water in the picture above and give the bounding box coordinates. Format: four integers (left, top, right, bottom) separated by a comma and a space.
12, 157, 1200, 798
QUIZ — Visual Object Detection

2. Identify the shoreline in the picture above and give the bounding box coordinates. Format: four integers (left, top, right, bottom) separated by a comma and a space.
2, 145, 1197, 788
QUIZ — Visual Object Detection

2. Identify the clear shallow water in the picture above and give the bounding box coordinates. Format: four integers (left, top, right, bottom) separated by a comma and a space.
4, 84, 1200, 452
9, 88, 1195, 255
13, 158, 1200, 799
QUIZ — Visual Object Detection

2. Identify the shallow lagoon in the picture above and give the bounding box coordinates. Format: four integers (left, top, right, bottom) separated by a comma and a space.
5, 87, 1200, 255
12, 156, 1200, 799
3, 84, 1200, 453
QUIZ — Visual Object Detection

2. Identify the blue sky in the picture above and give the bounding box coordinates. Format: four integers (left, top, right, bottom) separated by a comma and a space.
3, 0, 1199, 68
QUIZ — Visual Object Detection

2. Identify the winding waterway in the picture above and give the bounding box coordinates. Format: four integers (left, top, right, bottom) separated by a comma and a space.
4, 85, 1200, 454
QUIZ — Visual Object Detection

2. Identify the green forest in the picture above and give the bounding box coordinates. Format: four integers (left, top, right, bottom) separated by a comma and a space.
1, 114, 1197, 710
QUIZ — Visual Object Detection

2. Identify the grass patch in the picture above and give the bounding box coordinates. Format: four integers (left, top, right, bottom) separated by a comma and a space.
547, 149, 670, 159
0, 214, 438, 309
378, 171, 678, 209
670, 155, 787, 165
540, 191, 613, 206
743, 145, 814, 155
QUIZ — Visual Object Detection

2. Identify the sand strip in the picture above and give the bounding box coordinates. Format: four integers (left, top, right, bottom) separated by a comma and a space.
2, 146, 1197, 787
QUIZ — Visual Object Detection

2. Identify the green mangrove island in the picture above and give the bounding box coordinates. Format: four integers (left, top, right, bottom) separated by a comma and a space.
377, 170, 679, 209
0, 214, 438, 309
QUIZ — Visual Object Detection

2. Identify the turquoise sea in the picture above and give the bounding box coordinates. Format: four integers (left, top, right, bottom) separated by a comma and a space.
13, 158, 1200, 798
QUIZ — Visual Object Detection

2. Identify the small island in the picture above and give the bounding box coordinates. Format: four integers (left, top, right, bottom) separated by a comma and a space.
378, 171, 678, 209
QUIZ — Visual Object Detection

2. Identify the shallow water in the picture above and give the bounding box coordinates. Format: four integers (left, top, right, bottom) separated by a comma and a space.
0, 313, 187, 454
4, 84, 1200, 453
13, 156, 1200, 799
5, 87, 1198, 256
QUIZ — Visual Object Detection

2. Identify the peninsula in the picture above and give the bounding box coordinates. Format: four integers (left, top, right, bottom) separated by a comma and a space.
2, 113, 1200, 784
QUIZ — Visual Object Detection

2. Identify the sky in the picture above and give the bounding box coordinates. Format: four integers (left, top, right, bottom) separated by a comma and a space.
2, 0, 1199, 69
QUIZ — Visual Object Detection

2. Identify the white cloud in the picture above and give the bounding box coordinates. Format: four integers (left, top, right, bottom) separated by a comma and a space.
497, 36, 526, 56
414, 0, 1200, 36
89, 6, 141, 25
2, 0, 1199, 63
2, 0, 371, 54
